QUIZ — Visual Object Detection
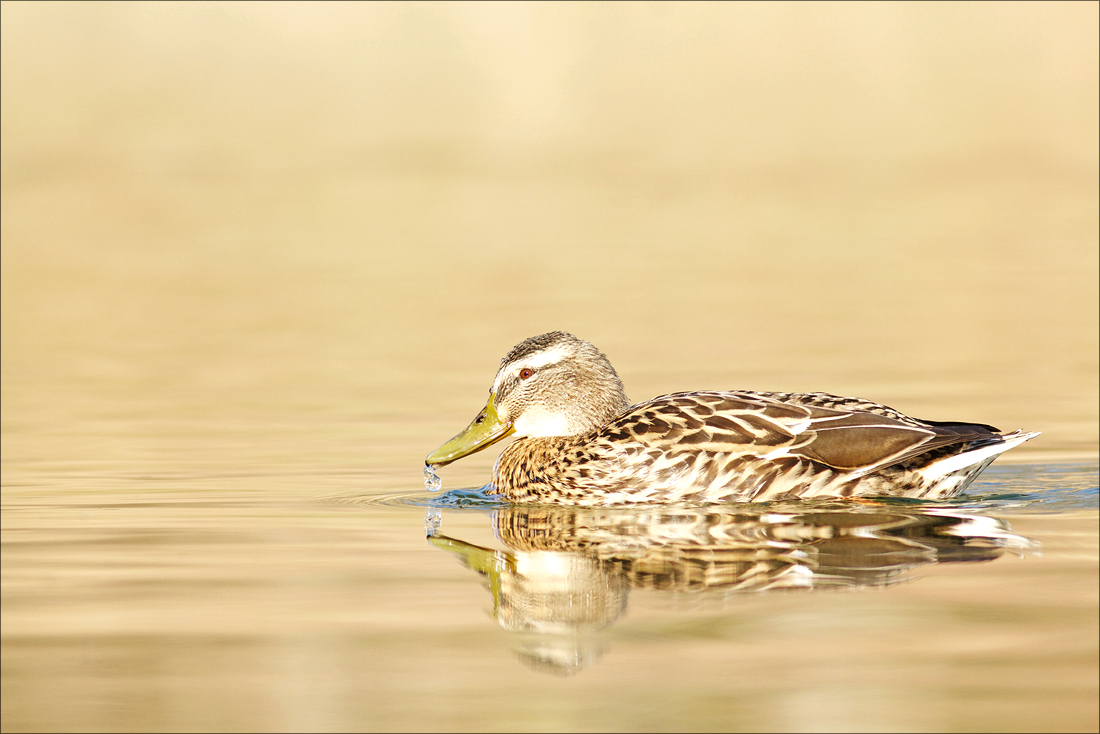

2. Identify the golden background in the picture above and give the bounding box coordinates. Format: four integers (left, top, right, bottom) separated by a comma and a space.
2, 4, 1097, 731
3, 3, 1096, 494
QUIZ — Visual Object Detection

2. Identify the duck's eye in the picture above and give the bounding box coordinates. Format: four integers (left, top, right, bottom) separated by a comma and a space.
519, 368, 535, 380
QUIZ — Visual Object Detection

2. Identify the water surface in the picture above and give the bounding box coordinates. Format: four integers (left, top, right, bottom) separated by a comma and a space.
2, 464, 1096, 732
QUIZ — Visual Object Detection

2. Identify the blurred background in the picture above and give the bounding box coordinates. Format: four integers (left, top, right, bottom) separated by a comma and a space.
3, 1, 1097, 489
3, 4, 1098, 732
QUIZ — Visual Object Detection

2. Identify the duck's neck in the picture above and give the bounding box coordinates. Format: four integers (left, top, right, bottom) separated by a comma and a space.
492, 436, 579, 498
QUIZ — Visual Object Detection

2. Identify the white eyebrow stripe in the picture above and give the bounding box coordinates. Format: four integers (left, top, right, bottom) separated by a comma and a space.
509, 344, 570, 371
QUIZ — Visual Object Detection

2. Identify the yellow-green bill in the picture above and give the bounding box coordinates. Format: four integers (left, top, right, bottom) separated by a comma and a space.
426, 393, 515, 467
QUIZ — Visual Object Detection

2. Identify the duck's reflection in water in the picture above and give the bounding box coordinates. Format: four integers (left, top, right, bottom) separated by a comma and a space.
427, 503, 1032, 675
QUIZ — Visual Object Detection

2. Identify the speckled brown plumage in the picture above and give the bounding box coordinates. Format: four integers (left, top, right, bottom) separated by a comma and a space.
428, 332, 1038, 505
492, 390, 1034, 504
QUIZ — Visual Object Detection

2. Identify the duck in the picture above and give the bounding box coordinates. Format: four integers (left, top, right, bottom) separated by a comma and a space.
425, 331, 1038, 505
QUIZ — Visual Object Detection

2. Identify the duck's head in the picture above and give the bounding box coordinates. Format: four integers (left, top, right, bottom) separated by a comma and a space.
426, 332, 630, 468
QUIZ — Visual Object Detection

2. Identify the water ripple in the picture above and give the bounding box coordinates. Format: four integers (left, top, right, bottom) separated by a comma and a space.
326, 463, 1098, 513
326, 485, 504, 509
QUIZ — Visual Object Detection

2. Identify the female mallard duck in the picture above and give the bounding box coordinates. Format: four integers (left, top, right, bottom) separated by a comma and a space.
426, 332, 1038, 505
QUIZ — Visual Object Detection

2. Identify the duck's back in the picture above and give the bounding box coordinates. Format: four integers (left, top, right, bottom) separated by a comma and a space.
493, 390, 1036, 505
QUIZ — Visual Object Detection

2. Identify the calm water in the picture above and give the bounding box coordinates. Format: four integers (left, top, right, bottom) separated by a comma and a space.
3, 4, 1098, 732
2, 464, 1097, 731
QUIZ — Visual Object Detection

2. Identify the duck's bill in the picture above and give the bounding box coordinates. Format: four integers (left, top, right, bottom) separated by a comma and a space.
425, 394, 515, 467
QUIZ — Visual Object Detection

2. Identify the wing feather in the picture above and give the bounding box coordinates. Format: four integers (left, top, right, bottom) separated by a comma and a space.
594, 391, 1001, 478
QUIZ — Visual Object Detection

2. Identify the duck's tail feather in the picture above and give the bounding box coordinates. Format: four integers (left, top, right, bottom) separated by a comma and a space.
915, 430, 1040, 497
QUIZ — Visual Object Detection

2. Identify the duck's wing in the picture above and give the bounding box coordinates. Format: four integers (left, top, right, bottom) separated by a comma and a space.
594, 391, 1002, 478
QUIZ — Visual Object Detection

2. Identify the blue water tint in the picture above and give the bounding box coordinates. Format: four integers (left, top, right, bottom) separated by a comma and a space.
957, 463, 1099, 513
424, 485, 505, 509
